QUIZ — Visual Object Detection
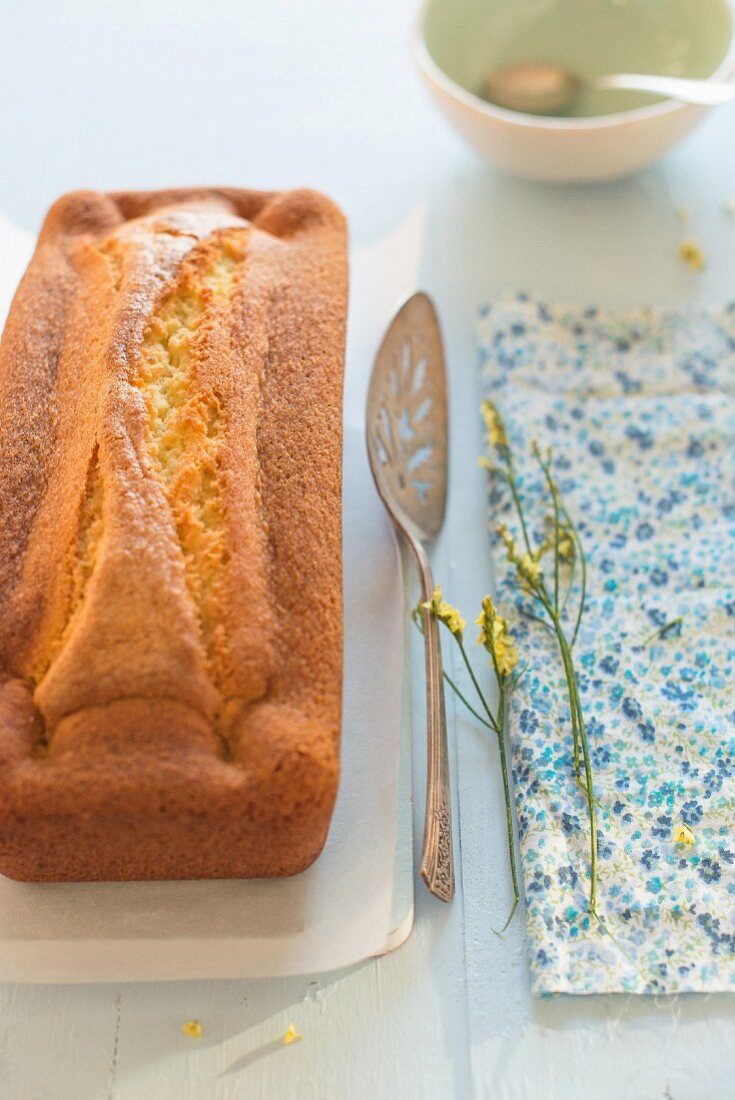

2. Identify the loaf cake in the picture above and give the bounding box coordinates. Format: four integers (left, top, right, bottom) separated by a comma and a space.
0, 187, 348, 881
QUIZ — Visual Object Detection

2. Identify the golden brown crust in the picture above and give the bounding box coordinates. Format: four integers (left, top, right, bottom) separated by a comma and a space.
0, 188, 347, 881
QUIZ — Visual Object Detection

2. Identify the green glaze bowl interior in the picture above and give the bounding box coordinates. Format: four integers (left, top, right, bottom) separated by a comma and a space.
422, 0, 734, 118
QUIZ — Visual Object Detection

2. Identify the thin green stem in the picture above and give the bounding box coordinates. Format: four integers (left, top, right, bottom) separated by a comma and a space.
534, 572, 598, 906
411, 617, 495, 731
536, 451, 565, 617
641, 617, 683, 648
532, 580, 555, 622
556, 620, 582, 779
518, 607, 555, 636
481, 632, 522, 932
511, 662, 530, 688
557, 627, 598, 914
559, 565, 576, 618
553, 509, 561, 613
548, 475, 562, 614
481, 436, 532, 556
575, 775, 605, 813
458, 638, 501, 735
443, 669, 495, 731
561, 504, 587, 649
528, 591, 581, 780
495, 684, 521, 932
504, 463, 534, 555
538, 450, 587, 648
534, 580, 584, 824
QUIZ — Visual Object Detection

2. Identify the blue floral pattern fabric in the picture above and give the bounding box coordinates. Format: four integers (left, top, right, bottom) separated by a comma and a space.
477, 296, 735, 995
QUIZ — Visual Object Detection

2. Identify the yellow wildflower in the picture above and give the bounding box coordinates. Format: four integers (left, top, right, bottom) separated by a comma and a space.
181, 1020, 203, 1038
558, 530, 575, 562
282, 1024, 302, 1046
673, 823, 695, 847
518, 553, 542, 589
476, 596, 519, 678
475, 597, 492, 648
421, 586, 466, 640
480, 399, 509, 451
496, 524, 543, 591
541, 515, 575, 562
496, 522, 516, 559
678, 239, 705, 272
531, 438, 551, 467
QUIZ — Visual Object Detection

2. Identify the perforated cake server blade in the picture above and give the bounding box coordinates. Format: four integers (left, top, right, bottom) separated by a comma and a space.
365, 292, 454, 902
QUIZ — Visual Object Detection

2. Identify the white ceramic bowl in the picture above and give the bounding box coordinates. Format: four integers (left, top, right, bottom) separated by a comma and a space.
413, 0, 735, 183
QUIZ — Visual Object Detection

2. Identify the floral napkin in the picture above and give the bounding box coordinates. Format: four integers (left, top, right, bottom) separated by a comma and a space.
478, 296, 735, 995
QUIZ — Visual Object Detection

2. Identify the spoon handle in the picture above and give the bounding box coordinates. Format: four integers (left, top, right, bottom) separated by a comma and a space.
595, 72, 735, 106
414, 545, 455, 903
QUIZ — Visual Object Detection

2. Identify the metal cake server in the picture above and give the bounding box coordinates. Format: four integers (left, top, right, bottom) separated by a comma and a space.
366, 292, 454, 902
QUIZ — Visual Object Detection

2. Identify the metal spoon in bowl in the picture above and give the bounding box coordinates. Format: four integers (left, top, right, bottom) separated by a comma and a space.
481, 62, 735, 116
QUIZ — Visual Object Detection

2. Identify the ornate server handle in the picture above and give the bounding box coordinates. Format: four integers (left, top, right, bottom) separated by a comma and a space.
416, 546, 455, 902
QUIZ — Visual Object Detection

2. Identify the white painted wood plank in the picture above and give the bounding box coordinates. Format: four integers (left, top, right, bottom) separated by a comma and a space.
0, 983, 119, 1099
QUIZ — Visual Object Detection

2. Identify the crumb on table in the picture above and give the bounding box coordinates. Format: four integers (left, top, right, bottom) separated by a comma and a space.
282, 1024, 302, 1046
678, 239, 706, 272
182, 1020, 203, 1039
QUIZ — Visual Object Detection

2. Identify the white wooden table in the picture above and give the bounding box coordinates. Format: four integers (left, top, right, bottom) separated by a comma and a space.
1, 2, 735, 1096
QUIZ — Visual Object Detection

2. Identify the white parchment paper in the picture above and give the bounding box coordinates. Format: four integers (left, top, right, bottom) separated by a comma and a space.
0, 203, 425, 982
